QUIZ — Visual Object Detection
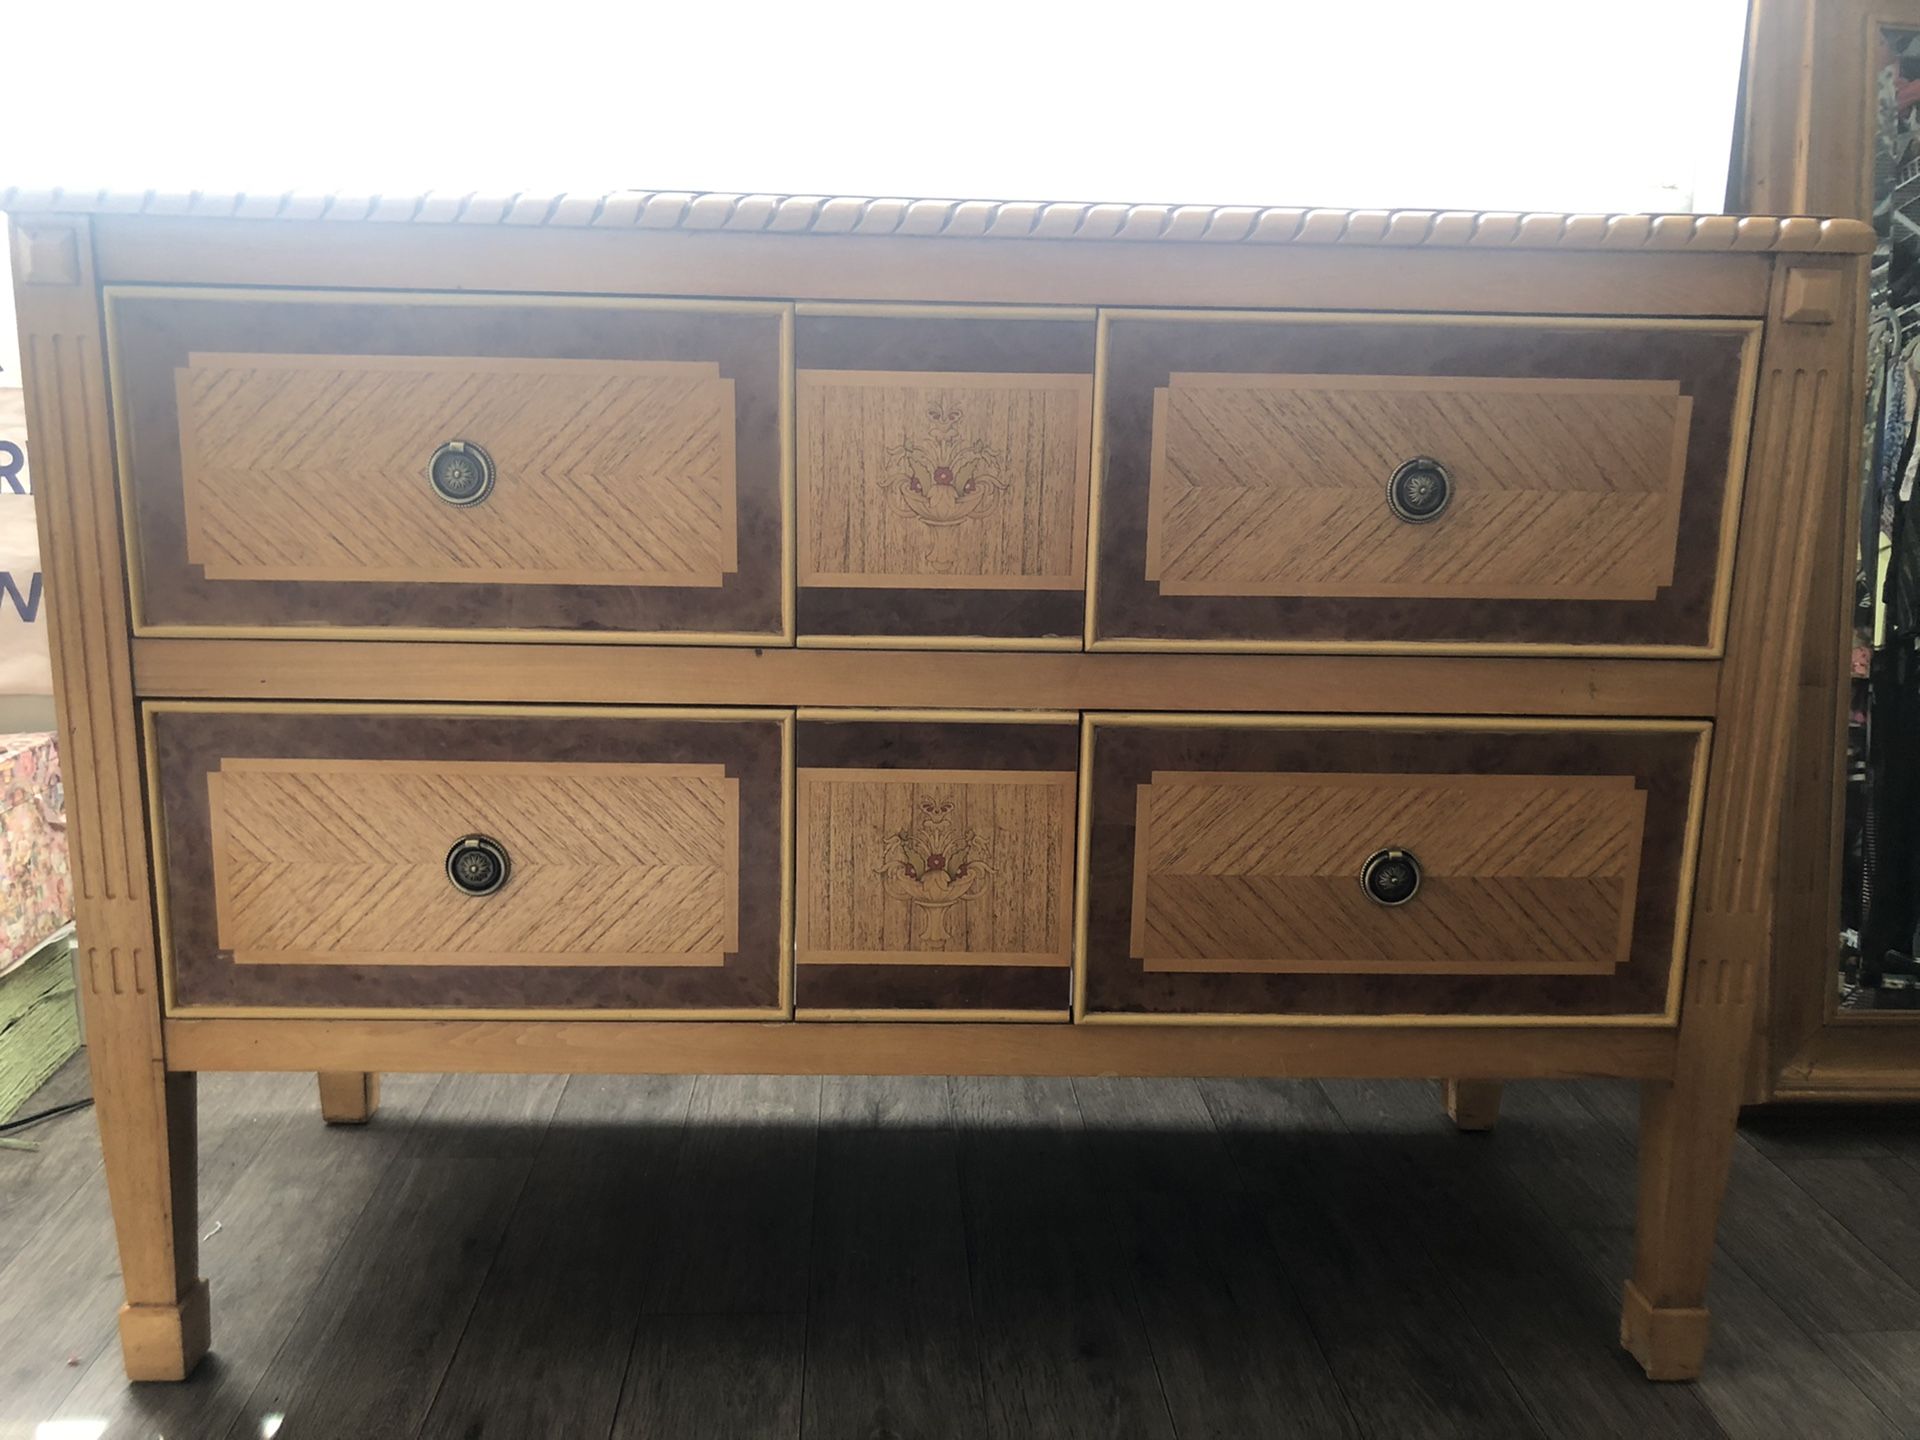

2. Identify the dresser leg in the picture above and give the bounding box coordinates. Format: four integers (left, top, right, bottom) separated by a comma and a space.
1441, 1079, 1502, 1131
1622, 997, 1750, 1381
13, 219, 213, 1381
317, 1071, 381, 1125
97, 1065, 209, 1381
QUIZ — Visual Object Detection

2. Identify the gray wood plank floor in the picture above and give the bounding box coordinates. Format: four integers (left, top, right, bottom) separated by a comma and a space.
1, 1054, 1917, 1440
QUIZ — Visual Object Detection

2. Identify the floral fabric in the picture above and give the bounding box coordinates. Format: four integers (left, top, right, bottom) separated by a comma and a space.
0, 732, 70, 979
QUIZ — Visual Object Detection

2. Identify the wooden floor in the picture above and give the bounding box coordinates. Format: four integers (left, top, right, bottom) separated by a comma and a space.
2, 1057, 1918, 1439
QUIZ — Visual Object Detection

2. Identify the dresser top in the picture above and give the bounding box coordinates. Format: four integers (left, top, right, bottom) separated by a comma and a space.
0, 186, 1876, 255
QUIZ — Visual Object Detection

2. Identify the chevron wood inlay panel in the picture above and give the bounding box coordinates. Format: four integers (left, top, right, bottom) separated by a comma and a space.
206, 758, 740, 966
176, 354, 738, 586
1130, 771, 1647, 975
1146, 374, 1692, 600
1092, 314, 1757, 652
797, 370, 1091, 590
795, 766, 1076, 966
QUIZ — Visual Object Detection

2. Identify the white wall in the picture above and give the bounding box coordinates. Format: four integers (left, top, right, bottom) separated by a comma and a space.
5, 0, 1749, 216
1, 218, 18, 390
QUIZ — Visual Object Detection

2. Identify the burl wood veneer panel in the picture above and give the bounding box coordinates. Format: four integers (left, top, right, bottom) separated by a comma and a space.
794, 717, 1078, 1014
794, 310, 1094, 642
149, 707, 787, 1014
1146, 374, 1690, 600
1131, 772, 1645, 974
109, 290, 787, 638
208, 759, 739, 966
1093, 313, 1755, 650
178, 355, 737, 586
1080, 720, 1705, 1021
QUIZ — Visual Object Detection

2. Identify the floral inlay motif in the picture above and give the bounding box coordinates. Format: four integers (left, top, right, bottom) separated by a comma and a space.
875, 791, 994, 944
881, 401, 1005, 531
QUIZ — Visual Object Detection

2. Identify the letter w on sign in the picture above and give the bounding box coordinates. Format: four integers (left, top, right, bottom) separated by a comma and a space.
0, 571, 42, 621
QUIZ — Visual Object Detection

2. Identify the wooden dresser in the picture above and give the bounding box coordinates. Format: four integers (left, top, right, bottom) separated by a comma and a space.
1, 188, 1870, 1383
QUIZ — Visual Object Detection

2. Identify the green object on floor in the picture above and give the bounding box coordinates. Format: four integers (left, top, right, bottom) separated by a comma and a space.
0, 931, 79, 1123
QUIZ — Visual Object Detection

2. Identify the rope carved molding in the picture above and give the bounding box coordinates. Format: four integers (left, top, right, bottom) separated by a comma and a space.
0, 187, 1877, 253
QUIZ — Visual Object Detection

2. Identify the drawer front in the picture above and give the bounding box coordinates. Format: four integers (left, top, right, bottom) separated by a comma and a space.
1078, 717, 1706, 1022
149, 705, 790, 1015
110, 290, 789, 639
1091, 312, 1757, 652
179, 355, 739, 587
794, 712, 1079, 1016
795, 307, 1094, 645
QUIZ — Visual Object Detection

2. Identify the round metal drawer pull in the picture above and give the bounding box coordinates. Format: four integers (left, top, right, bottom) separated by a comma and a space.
1386, 456, 1453, 524
446, 834, 511, 897
427, 440, 496, 507
1360, 848, 1422, 906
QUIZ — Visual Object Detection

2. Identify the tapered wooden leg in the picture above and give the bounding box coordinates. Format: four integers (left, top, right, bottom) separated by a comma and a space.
1442, 1080, 1502, 1131
14, 219, 211, 1381
93, 1059, 207, 1381
1623, 985, 1753, 1381
317, 1071, 381, 1124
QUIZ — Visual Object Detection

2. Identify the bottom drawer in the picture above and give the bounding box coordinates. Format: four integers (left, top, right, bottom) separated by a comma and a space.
147, 703, 790, 1016
1077, 715, 1707, 1023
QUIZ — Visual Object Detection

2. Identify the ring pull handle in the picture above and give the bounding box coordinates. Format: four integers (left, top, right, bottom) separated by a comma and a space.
446, 835, 511, 897
428, 440, 496, 507
1386, 457, 1452, 524
1360, 848, 1422, 906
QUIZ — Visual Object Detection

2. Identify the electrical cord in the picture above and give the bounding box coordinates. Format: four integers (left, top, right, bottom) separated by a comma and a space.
0, 1095, 94, 1135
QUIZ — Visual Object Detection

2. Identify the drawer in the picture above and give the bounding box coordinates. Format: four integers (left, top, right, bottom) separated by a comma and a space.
794, 711, 1079, 1017
1077, 716, 1706, 1022
795, 305, 1095, 646
1089, 311, 1758, 652
146, 704, 790, 1016
108, 289, 790, 640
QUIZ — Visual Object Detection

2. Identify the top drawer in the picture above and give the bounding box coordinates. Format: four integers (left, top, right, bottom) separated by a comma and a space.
1089, 311, 1759, 654
107, 288, 790, 641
